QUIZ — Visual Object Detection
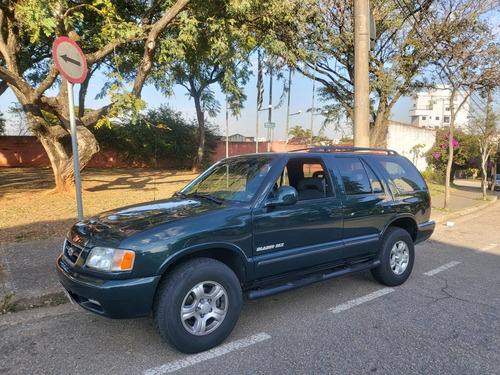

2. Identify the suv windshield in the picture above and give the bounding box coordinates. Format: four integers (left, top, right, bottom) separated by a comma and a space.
181, 156, 276, 202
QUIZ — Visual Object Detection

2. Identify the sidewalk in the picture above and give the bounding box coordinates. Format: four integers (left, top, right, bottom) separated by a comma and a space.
1, 179, 498, 314
429, 179, 497, 224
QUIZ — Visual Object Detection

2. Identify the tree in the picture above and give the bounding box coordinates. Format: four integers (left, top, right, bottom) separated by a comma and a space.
92, 105, 219, 168
271, 0, 497, 149
430, 0, 496, 208
0, 110, 5, 134
426, 129, 479, 183
151, 0, 258, 171
289, 126, 307, 139
469, 89, 500, 199
469, 42, 500, 198
278, 0, 435, 147
0, 0, 190, 192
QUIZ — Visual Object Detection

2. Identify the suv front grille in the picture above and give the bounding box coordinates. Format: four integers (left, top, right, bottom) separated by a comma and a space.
63, 239, 83, 264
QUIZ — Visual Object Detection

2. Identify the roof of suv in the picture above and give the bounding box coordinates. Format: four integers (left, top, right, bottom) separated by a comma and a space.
302, 146, 399, 155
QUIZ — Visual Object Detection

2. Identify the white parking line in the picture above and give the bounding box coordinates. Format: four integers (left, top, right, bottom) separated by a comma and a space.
329, 288, 395, 314
144, 332, 271, 375
423, 261, 461, 276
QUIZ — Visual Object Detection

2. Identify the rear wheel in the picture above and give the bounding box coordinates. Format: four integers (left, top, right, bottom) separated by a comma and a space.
371, 227, 414, 286
153, 258, 242, 353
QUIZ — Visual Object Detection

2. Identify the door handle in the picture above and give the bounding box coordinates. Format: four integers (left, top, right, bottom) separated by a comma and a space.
330, 209, 343, 217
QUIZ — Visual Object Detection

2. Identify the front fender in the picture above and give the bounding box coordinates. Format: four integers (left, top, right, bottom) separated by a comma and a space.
157, 242, 252, 283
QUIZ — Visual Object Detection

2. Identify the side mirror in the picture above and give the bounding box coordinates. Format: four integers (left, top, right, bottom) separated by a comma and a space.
265, 186, 298, 207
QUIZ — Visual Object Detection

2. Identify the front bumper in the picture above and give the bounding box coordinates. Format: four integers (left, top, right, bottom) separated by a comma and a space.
57, 254, 161, 319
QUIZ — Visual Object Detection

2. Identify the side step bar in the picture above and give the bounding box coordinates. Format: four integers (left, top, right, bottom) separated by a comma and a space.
246, 259, 381, 300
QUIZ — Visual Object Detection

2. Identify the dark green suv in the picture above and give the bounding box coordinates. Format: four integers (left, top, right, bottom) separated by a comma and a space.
57, 147, 435, 353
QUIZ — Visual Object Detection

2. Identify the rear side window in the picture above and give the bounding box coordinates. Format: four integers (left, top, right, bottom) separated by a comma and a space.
336, 157, 382, 195
374, 156, 427, 193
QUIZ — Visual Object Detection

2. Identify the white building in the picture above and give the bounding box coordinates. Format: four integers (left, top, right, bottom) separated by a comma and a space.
409, 85, 470, 130
387, 121, 436, 171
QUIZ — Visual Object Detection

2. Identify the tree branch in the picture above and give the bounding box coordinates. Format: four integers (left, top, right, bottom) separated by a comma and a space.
132, 0, 191, 98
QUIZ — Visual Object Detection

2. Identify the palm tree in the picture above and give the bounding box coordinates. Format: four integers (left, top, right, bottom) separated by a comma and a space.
289, 126, 306, 139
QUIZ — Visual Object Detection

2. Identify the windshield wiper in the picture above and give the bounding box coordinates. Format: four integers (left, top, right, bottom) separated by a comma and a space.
192, 193, 223, 205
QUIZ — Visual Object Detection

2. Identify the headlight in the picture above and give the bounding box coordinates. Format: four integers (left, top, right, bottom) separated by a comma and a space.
86, 247, 135, 271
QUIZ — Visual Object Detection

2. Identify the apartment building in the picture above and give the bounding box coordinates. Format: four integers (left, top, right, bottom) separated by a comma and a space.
409, 85, 470, 129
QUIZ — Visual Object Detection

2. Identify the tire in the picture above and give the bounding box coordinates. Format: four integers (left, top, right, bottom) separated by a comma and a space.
153, 258, 242, 353
371, 227, 414, 286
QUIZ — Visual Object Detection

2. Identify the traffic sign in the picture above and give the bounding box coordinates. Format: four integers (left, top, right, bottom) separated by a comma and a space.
264, 122, 276, 129
52, 37, 88, 84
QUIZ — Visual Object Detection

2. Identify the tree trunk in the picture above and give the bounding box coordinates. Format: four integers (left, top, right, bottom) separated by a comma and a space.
369, 103, 390, 148
21, 100, 99, 193
191, 91, 205, 172
481, 149, 488, 199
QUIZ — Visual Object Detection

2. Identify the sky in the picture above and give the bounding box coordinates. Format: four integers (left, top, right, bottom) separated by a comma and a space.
0, 61, 413, 140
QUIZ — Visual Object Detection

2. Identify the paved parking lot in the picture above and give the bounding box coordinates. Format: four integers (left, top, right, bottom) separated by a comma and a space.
1, 198, 499, 375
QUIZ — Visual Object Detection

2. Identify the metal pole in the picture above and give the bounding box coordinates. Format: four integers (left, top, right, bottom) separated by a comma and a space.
67, 81, 84, 220
256, 109, 259, 153
225, 92, 229, 158
285, 69, 292, 151
310, 63, 316, 148
267, 70, 273, 152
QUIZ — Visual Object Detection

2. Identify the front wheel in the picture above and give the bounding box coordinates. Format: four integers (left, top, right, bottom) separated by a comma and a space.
153, 258, 242, 353
371, 227, 414, 286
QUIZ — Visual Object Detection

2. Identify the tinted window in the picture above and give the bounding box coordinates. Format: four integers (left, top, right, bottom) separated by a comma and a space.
336, 157, 372, 195
274, 158, 331, 200
374, 156, 427, 193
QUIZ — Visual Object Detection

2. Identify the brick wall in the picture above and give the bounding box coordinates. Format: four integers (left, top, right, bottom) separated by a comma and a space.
0, 136, 307, 168
0, 136, 50, 167
0, 136, 133, 168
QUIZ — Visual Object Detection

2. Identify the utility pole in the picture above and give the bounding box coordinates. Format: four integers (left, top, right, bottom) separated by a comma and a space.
267, 70, 273, 152
354, 0, 371, 147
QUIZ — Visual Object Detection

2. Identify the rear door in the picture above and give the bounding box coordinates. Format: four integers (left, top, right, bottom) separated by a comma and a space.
329, 156, 393, 259
252, 156, 344, 279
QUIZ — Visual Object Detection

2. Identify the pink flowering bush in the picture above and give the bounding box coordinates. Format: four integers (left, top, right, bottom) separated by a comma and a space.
425, 129, 479, 182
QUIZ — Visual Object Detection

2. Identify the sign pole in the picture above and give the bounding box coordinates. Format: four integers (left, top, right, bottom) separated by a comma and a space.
53, 36, 88, 221
67, 81, 84, 220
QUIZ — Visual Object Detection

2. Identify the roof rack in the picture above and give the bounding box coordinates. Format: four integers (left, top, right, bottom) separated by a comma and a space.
306, 146, 399, 155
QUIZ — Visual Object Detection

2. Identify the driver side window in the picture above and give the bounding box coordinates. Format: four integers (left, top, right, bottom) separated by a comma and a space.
271, 158, 331, 200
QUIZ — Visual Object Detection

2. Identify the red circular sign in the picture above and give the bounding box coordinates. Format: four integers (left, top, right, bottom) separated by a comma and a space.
52, 37, 88, 84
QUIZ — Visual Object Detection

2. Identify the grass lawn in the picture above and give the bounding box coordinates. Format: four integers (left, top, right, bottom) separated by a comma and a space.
0, 168, 199, 245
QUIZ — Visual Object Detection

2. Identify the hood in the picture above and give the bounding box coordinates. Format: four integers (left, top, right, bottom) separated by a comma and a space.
68, 196, 224, 248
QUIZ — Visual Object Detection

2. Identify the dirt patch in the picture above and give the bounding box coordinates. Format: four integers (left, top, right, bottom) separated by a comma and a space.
0, 167, 199, 244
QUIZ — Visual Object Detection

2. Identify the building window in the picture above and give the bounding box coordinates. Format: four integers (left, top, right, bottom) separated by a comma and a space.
445, 107, 450, 111
422, 116, 426, 120
436, 116, 440, 120
444, 116, 450, 123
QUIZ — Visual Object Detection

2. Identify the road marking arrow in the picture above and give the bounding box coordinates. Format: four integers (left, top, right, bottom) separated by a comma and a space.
61, 54, 81, 66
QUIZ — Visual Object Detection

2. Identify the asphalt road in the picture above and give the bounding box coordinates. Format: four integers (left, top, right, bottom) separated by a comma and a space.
1, 199, 499, 375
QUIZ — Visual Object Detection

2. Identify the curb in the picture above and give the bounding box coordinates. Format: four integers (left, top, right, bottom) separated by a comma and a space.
1, 290, 68, 314
432, 194, 497, 225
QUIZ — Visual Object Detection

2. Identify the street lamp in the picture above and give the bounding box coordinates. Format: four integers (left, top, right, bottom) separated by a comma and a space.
285, 109, 302, 151
309, 110, 328, 148
256, 104, 272, 153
